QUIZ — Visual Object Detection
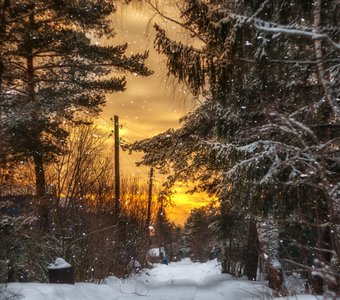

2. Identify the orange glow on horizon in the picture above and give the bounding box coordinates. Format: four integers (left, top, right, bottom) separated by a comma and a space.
165, 183, 216, 226
97, 5, 213, 225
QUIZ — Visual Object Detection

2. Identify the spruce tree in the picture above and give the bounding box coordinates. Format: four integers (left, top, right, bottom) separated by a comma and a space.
183, 206, 216, 262
129, 0, 339, 293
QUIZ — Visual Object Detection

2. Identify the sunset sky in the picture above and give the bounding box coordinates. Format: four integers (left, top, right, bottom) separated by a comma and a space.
96, 3, 211, 225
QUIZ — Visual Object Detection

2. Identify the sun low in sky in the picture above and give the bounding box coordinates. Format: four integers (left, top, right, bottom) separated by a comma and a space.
95, 4, 213, 226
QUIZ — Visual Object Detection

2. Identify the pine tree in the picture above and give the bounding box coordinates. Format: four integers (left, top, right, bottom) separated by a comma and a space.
183, 206, 217, 262
0, 0, 152, 199
154, 206, 173, 261
128, 0, 339, 294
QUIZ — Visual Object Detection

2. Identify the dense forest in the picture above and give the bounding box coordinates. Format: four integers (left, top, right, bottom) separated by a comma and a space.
1, 0, 339, 299
129, 0, 340, 296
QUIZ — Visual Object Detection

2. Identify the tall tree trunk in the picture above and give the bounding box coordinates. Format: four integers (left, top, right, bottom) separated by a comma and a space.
228, 233, 232, 273
221, 242, 228, 273
313, 0, 339, 119
313, 1, 339, 290
0, 0, 10, 150
0, 0, 10, 87
0, 57, 3, 91
33, 151, 46, 197
257, 217, 283, 294
312, 195, 333, 294
245, 216, 259, 280
26, 6, 46, 199
33, 151, 50, 232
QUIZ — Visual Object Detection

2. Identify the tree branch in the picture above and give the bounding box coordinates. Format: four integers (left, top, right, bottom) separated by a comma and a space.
255, 24, 340, 50
146, 0, 207, 44
313, 0, 340, 120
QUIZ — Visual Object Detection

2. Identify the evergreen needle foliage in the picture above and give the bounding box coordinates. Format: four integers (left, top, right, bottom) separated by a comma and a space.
0, 0, 152, 197
128, 0, 339, 295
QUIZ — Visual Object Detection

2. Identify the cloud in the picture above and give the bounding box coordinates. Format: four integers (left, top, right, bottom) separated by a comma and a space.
99, 4, 211, 225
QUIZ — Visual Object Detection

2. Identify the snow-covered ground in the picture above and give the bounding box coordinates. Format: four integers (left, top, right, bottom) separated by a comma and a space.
3, 259, 317, 300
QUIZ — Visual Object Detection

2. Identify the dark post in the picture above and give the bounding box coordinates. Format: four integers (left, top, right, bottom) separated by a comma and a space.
114, 115, 120, 214
147, 167, 154, 228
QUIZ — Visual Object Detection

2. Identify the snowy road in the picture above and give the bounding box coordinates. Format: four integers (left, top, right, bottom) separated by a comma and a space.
6, 259, 269, 300
106, 258, 267, 300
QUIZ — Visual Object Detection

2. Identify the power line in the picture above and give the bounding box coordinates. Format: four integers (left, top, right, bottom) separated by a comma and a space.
124, 125, 149, 139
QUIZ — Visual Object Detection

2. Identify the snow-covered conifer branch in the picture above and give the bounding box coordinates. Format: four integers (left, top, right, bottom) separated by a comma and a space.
211, 10, 340, 50
254, 25, 340, 50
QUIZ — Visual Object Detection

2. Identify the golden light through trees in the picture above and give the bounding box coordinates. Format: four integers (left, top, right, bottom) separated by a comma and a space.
96, 4, 211, 225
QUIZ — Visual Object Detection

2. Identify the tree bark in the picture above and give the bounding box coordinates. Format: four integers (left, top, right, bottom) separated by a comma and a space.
0, 0, 10, 146
33, 151, 50, 232
0, 0, 10, 85
221, 242, 228, 273
313, 196, 333, 294
310, 3, 339, 285
245, 216, 259, 280
313, 0, 340, 119
33, 152, 46, 197
26, 7, 47, 199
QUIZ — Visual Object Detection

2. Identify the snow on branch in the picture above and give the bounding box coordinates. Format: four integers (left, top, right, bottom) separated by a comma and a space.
203, 133, 323, 189
212, 11, 340, 50
255, 24, 340, 50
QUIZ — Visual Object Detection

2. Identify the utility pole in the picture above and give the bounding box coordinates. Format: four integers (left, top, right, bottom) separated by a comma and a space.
146, 167, 154, 228
114, 115, 120, 214
158, 195, 166, 263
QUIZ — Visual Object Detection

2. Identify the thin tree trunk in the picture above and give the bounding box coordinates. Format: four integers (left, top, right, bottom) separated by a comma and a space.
0, 58, 3, 90
33, 150, 50, 232
313, 0, 340, 119
310, 3, 339, 286
33, 152, 46, 197
313, 196, 332, 294
228, 233, 232, 273
0, 0, 10, 87
245, 216, 259, 280
0, 0, 10, 150
221, 242, 227, 273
